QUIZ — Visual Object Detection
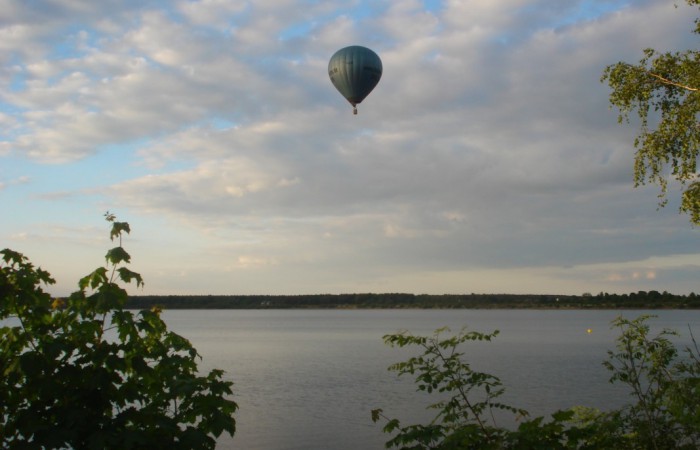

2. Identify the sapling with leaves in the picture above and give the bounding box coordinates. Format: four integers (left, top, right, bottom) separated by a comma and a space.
371, 327, 528, 449
602, 315, 700, 450
0, 212, 237, 449
374, 318, 700, 449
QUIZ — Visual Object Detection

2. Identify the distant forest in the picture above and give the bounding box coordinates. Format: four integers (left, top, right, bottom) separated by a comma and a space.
127, 291, 700, 310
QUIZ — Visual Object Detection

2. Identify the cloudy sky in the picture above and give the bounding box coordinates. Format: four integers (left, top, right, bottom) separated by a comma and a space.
1, 0, 698, 297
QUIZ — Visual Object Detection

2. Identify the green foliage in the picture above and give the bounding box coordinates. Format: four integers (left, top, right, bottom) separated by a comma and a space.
602, 315, 700, 449
376, 327, 526, 448
375, 317, 700, 449
601, 0, 700, 224
0, 213, 236, 449
372, 327, 579, 450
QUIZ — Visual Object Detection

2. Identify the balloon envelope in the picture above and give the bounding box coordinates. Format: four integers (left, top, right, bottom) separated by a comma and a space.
328, 46, 382, 113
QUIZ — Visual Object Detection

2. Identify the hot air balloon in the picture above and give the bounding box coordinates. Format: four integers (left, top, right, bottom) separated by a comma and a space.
328, 45, 382, 115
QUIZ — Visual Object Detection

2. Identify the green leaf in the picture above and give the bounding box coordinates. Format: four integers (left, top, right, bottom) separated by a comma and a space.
105, 246, 131, 265
384, 418, 400, 433
1, 248, 26, 265
79, 267, 108, 290
110, 221, 131, 241
117, 267, 144, 288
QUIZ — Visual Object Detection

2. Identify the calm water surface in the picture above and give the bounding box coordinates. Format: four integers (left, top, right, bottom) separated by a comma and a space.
161, 309, 699, 450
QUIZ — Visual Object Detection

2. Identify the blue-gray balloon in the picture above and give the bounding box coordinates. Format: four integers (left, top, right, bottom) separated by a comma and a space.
328, 46, 382, 114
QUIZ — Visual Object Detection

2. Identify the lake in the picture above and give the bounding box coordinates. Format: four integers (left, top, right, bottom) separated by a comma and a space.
159, 309, 700, 450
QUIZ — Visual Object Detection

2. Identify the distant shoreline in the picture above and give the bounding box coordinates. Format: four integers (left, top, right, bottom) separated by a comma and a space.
126, 291, 700, 310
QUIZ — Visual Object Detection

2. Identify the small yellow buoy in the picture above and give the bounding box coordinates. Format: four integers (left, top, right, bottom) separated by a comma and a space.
586, 328, 593, 334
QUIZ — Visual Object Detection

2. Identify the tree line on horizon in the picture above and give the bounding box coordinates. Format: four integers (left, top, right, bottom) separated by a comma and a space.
125, 290, 700, 310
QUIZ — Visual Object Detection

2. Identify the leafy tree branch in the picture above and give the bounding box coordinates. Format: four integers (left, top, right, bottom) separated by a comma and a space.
602, 0, 700, 224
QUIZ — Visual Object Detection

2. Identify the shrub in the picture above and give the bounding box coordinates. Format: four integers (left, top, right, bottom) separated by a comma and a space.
374, 316, 700, 449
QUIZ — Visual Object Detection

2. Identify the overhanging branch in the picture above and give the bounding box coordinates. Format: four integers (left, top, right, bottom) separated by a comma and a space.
648, 72, 698, 91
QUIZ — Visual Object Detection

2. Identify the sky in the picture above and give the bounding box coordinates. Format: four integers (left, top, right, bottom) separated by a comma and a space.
1, 0, 699, 297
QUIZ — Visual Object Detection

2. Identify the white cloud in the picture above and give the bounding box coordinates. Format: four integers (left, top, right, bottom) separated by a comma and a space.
2, 0, 699, 295
177, 0, 248, 29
